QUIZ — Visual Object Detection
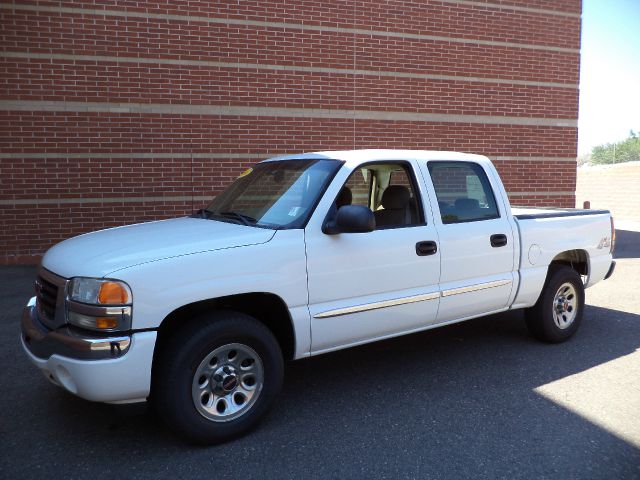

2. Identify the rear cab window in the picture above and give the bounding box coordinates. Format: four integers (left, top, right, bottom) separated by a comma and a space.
427, 161, 500, 224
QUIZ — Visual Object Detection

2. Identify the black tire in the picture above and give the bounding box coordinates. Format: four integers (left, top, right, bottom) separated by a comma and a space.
152, 310, 284, 444
525, 265, 585, 343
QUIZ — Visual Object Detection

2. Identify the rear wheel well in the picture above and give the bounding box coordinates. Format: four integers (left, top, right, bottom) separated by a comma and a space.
548, 249, 589, 278
153, 293, 295, 368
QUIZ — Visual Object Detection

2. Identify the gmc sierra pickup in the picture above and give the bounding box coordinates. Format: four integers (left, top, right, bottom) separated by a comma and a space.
21, 150, 616, 443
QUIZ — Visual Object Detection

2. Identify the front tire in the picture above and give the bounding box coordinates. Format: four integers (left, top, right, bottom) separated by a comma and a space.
525, 265, 585, 343
152, 311, 284, 444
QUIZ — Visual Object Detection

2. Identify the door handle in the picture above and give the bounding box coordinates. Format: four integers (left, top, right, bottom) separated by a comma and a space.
416, 241, 438, 256
490, 234, 508, 247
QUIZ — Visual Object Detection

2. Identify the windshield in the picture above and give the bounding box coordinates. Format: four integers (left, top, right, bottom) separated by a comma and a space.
204, 159, 342, 229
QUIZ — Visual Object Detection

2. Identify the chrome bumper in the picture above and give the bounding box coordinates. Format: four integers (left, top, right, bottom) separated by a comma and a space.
21, 297, 131, 361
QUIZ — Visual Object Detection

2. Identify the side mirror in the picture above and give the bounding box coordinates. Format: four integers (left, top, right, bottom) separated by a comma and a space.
323, 205, 376, 234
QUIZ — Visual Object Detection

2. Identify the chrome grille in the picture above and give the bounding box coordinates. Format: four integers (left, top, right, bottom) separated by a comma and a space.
36, 275, 58, 322
34, 268, 67, 329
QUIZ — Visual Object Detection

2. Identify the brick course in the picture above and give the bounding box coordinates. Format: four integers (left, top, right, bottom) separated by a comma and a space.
12, 1, 581, 49
1, 11, 580, 83
0, 59, 579, 117
0, 0, 582, 263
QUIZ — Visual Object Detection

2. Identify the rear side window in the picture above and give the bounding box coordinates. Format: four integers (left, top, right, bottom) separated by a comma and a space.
428, 161, 499, 224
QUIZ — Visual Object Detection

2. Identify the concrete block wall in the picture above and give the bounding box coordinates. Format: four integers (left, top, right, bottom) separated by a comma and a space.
576, 162, 640, 222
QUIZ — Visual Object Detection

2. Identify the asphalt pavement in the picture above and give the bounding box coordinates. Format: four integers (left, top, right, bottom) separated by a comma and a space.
1, 229, 639, 479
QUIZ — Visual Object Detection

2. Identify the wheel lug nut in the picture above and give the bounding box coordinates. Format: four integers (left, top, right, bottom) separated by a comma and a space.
213, 374, 223, 383
223, 366, 231, 374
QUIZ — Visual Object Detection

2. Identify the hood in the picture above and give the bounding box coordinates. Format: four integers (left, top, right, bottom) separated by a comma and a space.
42, 217, 276, 278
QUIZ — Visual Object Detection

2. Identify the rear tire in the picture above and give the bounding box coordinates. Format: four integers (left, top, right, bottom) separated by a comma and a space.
152, 311, 284, 444
525, 265, 585, 343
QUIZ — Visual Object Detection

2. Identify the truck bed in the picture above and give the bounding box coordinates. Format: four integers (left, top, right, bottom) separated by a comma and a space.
510, 205, 613, 306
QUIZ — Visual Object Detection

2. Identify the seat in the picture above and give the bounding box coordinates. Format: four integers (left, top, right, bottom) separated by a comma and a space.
374, 185, 413, 228
452, 197, 480, 222
335, 186, 353, 208
454, 198, 479, 210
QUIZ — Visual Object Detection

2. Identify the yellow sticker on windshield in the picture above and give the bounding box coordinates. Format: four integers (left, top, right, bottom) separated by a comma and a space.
238, 168, 253, 178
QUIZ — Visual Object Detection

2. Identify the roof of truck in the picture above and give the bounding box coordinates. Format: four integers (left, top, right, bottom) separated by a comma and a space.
264, 149, 492, 168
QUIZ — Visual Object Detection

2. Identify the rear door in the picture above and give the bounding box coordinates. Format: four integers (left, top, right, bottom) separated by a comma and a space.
304, 160, 441, 354
421, 160, 515, 322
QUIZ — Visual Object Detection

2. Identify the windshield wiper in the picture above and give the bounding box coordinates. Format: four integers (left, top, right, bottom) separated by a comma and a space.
193, 208, 261, 227
192, 208, 210, 219
210, 210, 256, 226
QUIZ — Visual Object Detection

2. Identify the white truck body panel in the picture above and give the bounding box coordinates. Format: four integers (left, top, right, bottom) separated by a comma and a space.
22, 328, 157, 403
42, 217, 275, 278
511, 210, 614, 308
112, 229, 312, 357
305, 216, 442, 353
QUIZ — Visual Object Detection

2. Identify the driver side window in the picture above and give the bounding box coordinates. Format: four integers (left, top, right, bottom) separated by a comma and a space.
333, 163, 425, 229
340, 167, 372, 209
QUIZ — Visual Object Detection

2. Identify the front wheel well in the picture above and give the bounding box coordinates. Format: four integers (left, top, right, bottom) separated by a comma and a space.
548, 249, 589, 277
153, 293, 296, 365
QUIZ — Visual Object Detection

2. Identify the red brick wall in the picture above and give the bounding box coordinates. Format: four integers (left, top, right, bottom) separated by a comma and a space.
0, 0, 582, 264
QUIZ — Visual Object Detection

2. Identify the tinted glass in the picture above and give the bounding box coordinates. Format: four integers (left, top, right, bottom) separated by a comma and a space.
428, 161, 499, 224
206, 159, 341, 229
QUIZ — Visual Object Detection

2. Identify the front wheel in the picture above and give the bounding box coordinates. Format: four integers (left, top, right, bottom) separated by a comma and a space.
525, 265, 585, 343
152, 311, 284, 444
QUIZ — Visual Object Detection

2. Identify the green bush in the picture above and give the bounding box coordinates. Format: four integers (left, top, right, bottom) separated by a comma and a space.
591, 130, 640, 164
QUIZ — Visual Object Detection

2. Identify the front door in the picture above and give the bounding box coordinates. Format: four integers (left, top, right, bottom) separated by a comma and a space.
305, 161, 441, 354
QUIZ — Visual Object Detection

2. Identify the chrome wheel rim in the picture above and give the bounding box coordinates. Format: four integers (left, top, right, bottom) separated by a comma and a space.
192, 343, 264, 422
552, 282, 578, 330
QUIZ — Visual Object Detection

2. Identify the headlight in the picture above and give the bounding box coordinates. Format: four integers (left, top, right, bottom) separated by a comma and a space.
66, 277, 132, 332
68, 277, 131, 305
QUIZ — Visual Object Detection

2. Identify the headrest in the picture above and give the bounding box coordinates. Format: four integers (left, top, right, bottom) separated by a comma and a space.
381, 185, 411, 209
455, 198, 480, 209
336, 186, 352, 208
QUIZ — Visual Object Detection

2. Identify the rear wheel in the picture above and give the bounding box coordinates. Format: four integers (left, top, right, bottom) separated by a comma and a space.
152, 311, 283, 444
525, 265, 585, 343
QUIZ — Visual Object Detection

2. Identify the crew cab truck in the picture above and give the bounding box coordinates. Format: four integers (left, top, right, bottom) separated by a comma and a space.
21, 150, 616, 443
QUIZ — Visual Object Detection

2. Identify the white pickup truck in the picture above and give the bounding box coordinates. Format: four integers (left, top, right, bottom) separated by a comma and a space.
21, 150, 616, 443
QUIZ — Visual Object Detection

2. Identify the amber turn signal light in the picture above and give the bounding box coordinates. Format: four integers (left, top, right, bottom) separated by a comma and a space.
98, 282, 130, 304
95, 317, 119, 329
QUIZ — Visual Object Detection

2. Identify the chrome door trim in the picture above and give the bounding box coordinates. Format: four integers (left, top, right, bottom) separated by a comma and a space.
314, 291, 440, 319
441, 279, 512, 297
314, 279, 511, 319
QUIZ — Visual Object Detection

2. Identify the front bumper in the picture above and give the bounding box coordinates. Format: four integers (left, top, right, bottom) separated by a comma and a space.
21, 297, 157, 403
22, 297, 132, 360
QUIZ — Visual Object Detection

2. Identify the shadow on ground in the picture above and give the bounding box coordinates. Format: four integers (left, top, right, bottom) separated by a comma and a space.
1, 265, 639, 479
614, 229, 640, 259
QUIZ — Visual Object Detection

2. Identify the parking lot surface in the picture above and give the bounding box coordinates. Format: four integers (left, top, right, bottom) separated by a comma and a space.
1, 227, 639, 479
